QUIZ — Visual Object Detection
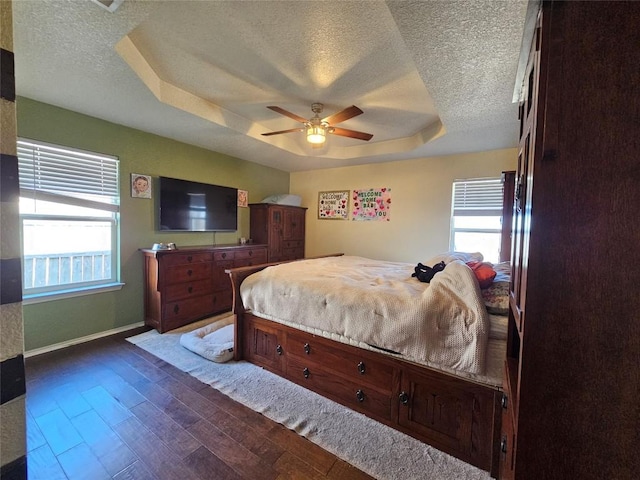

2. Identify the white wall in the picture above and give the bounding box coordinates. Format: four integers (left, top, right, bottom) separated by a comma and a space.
290, 148, 517, 263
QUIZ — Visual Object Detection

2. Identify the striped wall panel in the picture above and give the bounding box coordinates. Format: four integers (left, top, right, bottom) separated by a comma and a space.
1, 1, 27, 479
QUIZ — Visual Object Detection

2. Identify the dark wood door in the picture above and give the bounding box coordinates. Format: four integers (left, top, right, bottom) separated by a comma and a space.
268, 206, 284, 261
283, 207, 304, 241
243, 317, 285, 374
398, 367, 497, 473
500, 171, 515, 263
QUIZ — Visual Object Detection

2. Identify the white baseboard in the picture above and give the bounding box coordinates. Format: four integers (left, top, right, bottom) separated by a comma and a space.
24, 322, 145, 358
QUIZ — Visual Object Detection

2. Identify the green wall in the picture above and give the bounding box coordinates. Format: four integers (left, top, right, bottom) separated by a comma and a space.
17, 97, 290, 351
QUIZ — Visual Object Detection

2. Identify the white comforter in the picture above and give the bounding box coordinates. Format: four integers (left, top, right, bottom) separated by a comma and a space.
240, 256, 489, 375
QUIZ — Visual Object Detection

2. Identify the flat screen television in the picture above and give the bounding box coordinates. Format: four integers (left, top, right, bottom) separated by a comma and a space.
158, 176, 237, 232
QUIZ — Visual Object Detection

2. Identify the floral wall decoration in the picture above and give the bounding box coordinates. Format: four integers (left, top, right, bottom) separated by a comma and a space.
352, 188, 391, 221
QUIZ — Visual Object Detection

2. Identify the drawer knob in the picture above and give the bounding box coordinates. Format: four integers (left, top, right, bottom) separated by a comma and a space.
357, 361, 366, 374
399, 391, 409, 405
187, 255, 192, 262
303, 367, 310, 379
222, 253, 227, 258
249, 251, 253, 256
275, 344, 283, 356
501, 435, 508, 454
356, 389, 365, 402
501, 393, 508, 409
187, 269, 193, 276
303, 343, 311, 354
173, 304, 179, 314
188, 286, 193, 293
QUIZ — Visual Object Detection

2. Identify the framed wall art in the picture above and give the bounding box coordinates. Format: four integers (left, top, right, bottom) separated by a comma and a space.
352, 188, 391, 221
318, 190, 349, 219
131, 173, 152, 199
238, 189, 248, 207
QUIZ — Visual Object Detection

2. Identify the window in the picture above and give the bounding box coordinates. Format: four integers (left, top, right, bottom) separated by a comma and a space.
18, 139, 121, 300
450, 177, 504, 264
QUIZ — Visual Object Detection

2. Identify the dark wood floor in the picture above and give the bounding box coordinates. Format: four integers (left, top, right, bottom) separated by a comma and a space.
25, 329, 374, 480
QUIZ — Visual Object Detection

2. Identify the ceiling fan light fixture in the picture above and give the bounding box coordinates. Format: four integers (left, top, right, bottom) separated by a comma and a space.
263, 103, 372, 145
306, 124, 326, 144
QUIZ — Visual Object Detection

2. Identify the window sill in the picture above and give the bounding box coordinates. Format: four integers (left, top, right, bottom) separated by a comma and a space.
22, 283, 125, 305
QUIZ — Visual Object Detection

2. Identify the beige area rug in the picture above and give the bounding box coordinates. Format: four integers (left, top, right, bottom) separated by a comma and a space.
127, 314, 491, 480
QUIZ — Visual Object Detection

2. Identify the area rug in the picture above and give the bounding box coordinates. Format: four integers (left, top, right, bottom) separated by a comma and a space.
127, 315, 491, 480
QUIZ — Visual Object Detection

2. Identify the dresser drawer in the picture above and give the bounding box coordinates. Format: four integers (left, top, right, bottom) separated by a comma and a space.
287, 356, 392, 421
234, 248, 267, 266
212, 288, 233, 313
283, 240, 304, 249
164, 262, 212, 285
287, 333, 395, 391
165, 278, 213, 302
214, 251, 235, 261
162, 295, 214, 325
160, 252, 212, 267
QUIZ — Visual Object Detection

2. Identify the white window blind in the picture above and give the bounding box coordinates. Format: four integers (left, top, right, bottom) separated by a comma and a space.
17, 139, 119, 212
452, 177, 503, 216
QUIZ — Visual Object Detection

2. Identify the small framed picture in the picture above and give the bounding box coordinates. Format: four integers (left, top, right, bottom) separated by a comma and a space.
237, 189, 248, 207
131, 174, 152, 199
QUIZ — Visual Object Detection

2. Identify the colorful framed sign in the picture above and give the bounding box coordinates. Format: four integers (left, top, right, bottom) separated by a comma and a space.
318, 190, 349, 219
352, 188, 391, 221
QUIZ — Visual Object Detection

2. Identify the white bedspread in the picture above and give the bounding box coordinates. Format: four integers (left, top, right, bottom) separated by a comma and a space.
240, 256, 489, 375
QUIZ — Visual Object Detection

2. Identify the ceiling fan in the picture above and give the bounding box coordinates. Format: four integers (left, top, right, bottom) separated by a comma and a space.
262, 103, 373, 146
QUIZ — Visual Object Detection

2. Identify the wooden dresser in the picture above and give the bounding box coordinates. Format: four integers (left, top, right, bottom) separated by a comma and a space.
141, 244, 267, 333
500, 2, 640, 478
249, 203, 306, 262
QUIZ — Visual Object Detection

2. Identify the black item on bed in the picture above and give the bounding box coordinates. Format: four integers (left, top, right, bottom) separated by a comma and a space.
411, 261, 445, 283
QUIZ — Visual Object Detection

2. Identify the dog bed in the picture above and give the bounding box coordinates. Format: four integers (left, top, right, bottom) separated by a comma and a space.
179, 316, 234, 363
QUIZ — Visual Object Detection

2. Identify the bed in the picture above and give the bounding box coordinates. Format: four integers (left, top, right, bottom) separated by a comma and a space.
227, 252, 509, 476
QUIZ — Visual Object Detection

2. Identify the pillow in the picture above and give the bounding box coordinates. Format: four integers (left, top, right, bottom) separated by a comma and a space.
466, 261, 497, 289
482, 281, 510, 315
425, 251, 484, 266
492, 261, 511, 282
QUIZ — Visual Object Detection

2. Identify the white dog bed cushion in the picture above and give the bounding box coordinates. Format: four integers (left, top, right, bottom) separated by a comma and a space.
179, 318, 234, 363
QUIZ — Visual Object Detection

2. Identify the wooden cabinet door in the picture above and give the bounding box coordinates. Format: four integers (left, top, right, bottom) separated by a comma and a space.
499, 396, 516, 480
510, 17, 541, 331
243, 316, 285, 374
249, 204, 269, 245
283, 207, 305, 241
268, 206, 284, 261
500, 171, 516, 263
398, 367, 496, 473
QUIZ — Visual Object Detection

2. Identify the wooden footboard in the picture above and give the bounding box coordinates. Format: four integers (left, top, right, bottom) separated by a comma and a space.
226, 254, 344, 361
226, 260, 501, 476
226, 261, 275, 361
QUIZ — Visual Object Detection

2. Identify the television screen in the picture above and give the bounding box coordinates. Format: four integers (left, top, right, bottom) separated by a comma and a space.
158, 176, 237, 232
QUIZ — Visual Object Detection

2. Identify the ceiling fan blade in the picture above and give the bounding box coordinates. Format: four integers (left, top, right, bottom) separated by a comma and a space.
261, 128, 304, 136
322, 105, 363, 125
331, 127, 373, 141
267, 106, 308, 124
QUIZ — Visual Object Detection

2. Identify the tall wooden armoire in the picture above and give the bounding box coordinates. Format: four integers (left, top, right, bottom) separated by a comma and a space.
499, 2, 640, 478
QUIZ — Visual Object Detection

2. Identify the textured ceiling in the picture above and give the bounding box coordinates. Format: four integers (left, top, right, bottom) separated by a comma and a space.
12, 0, 531, 172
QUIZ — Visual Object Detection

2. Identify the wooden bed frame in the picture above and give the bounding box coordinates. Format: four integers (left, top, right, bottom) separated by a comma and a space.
227, 258, 502, 476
